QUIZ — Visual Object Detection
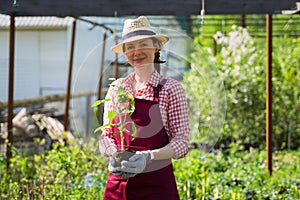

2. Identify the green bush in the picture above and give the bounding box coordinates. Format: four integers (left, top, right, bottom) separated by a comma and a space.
174, 148, 300, 200
271, 37, 300, 149
1, 143, 299, 199
183, 25, 300, 149
0, 140, 108, 199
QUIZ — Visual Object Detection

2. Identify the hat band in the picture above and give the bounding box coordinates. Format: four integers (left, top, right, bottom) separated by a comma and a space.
122, 30, 156, 40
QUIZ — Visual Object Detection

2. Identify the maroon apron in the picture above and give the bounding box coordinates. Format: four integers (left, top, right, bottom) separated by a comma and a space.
103, 80, 180, 200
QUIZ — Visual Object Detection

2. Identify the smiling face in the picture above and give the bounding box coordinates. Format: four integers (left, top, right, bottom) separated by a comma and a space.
124, 38, 159, 69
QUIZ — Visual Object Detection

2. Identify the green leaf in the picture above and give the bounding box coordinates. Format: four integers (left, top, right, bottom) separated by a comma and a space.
91, 99, 111, 107
94, 123, 112, 134
94, 126, 102, 133
113, 131, 119, 136
131, 123, 136, 140
91, 100, 101, 107
93, 106, 99, 120
128, 103, 135, 115
107, 110, 117, 122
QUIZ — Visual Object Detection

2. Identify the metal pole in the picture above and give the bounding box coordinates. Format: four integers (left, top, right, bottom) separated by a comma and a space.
85, 94, 91, 138
6, 15, 15, 171
74, 17, 114, 34
240, 14, 246, 28
64, 20, 76, 134
266, 14, 273, 176
97, 33, 107, 100
213, 37, 217, 56
114, 53, 119, 79
92, 32, 107, 132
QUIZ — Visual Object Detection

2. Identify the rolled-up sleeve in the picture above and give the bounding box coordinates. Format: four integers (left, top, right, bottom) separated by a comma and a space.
161, 80, 190, 159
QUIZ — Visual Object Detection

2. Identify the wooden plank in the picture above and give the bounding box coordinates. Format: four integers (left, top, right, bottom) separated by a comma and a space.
0, 90, 102, 109
0, 0, 297, 16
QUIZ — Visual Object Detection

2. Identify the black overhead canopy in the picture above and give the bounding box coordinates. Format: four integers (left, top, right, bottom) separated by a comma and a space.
0, 0, 298, 16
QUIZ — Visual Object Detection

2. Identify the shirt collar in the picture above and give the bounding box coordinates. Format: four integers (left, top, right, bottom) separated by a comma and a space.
147, 70, 161, 87
122, 70, 162, 88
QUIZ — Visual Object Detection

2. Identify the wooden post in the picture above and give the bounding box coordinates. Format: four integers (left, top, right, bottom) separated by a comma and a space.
6, 15, 15, 171
266, 14, 273, 175
64, 19, 77, 134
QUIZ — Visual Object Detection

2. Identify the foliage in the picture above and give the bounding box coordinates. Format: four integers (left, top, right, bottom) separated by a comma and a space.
183, 24, 300, 149
92, 81, 136, 150
271, 37, 300, 149
173, 148, 300, 200
0, 140, 108, 199
1, 143, 299, 199
192, 14, 300, 47
1, 15, 300, 200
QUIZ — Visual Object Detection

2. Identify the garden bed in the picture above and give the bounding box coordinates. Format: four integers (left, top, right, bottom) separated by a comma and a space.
0, 142, 299, 199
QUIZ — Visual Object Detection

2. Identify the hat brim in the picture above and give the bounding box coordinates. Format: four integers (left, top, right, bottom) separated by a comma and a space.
111, 34, 169, 54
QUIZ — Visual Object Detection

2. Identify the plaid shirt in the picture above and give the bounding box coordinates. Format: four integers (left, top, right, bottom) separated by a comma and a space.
99, 70, 190, 159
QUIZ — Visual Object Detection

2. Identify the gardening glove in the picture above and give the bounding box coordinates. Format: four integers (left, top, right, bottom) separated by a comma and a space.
121, 172, 137, 179
121, 151, 148, 174
108, 156, 122, 177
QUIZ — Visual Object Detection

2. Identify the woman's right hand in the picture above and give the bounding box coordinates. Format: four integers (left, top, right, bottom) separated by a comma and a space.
108, 156, 122, 176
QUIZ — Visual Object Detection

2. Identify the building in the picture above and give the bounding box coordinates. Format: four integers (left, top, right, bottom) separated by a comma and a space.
0, 15, 191, 135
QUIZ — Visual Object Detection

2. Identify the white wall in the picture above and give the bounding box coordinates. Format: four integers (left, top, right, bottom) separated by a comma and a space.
0, 31, 40, 100
39, 31, 68, 95
0, 31, 9, 101
0, 27, 104, 100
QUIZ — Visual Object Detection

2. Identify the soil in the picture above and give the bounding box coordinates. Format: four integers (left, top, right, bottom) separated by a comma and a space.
113, 149, 135, 167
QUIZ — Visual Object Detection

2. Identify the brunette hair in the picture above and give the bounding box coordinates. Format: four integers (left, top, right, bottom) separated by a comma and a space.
152, 38, 165, 73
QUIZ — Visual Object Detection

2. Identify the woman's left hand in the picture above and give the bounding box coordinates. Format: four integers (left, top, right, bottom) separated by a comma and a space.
121, 151, 148, 174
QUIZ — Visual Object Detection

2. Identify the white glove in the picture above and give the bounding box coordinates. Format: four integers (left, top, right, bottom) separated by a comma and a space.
121, 151, 148, 174
121, 172, 137, 179
108, 157, 122, 176
108, 156, 137, 179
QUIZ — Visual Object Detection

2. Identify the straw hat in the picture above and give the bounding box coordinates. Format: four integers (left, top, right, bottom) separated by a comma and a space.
112, 16, 169, 54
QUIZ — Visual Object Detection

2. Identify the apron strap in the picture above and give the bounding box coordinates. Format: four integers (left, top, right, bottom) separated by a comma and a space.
153, 79, 167, 102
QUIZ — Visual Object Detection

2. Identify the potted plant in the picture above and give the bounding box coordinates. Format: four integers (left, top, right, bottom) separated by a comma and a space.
92, 82, 136, 167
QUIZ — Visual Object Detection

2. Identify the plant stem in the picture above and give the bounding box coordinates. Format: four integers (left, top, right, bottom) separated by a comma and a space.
120, 131, 124, 151
118, 104, 125, 150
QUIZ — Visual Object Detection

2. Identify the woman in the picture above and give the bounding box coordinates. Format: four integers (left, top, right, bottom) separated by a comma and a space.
99, 16, 190, 200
